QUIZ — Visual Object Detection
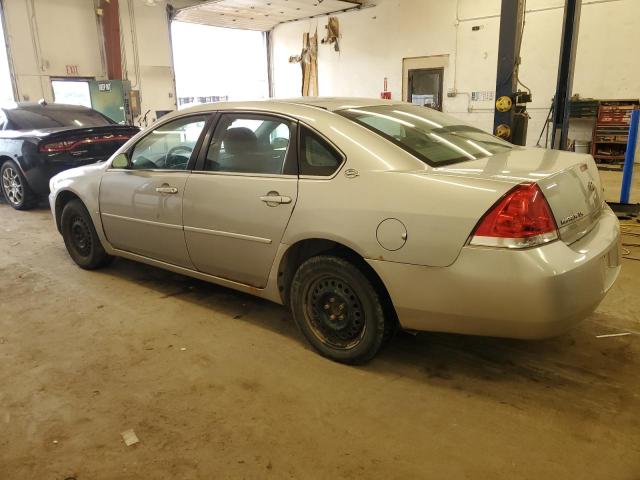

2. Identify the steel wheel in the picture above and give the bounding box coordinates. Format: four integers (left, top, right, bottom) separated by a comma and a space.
60, 199, 113, 269
2, 165, 23, 206
291, 255, 389, 364
69, 215, 93, 257
304, 275, 367, 350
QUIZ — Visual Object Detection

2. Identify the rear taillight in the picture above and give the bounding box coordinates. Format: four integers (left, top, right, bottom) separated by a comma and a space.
39, 134, 132, 153
470, 183, 558, 248
40, 140, 75, 153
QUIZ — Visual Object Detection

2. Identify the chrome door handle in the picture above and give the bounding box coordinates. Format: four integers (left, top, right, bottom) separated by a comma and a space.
260, 194, 292, 205
156, 186, 178, 194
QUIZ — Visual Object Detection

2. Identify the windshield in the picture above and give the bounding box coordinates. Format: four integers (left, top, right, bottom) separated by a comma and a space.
5, 107, 114, 130
337, 104, 513, 166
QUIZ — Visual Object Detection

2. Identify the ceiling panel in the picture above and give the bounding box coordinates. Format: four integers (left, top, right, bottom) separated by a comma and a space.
174, 0, 365, 31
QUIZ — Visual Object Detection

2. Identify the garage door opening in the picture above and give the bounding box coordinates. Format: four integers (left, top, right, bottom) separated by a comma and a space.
171, 21, 269, 108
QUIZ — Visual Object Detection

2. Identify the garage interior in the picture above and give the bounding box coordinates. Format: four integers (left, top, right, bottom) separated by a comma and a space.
1, 0, 639, 478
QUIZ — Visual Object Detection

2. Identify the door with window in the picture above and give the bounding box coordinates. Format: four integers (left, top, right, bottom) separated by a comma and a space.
100, 114, 209, 267
407, 68, 444, 111
183, 113, 298, 287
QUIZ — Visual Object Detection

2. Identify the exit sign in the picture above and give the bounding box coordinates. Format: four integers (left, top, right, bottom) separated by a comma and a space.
65, 65, 79, 75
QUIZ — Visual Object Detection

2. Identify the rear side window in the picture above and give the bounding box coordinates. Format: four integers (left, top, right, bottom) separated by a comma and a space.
337, 104, 512, 167
299, 126, 343, 176
5, 107, 114, 130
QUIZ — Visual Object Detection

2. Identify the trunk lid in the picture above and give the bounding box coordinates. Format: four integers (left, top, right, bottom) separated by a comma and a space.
431, 148, 604, 244
537, 159, 603, 244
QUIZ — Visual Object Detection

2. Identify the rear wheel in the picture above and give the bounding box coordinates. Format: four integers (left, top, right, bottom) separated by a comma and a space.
61, 199, 113, 269
1, 160, 38, 210
290, 255, 388, 364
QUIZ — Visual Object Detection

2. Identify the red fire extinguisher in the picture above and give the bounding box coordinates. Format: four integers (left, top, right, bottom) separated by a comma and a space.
380, 77, 391, 100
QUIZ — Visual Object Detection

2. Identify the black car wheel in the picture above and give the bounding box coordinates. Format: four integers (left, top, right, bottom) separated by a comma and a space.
61, 199, 113, 270
1, 160, 37, 210
290, 255, 388, 364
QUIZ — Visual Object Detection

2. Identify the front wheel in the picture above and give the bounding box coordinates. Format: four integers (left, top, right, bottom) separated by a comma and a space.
290, 255, 388, 364
1, 160, 38, 210
61, 199, 113, 270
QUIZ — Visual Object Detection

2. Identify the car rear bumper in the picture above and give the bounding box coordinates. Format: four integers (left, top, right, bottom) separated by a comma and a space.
367, 206, 621, 339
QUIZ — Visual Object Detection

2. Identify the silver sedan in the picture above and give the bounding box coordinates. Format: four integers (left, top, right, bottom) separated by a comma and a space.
49, 98, 621, 364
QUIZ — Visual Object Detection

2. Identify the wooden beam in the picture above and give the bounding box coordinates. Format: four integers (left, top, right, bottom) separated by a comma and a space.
101, 0, 123, 80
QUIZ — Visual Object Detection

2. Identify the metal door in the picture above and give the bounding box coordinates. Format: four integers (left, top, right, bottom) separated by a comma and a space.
99, 114, 210, 267
407, 68, 444, 111
183, 112, 298, 287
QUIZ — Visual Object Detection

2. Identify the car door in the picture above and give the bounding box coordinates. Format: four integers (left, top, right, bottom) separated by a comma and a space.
182, 112, 298, 287
99, 114, 210, 268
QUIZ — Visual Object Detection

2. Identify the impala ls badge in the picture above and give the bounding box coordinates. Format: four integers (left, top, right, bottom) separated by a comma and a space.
561, 212, 584, 225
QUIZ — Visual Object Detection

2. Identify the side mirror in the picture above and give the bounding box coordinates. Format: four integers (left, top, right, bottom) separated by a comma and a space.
111, 153, 130, 169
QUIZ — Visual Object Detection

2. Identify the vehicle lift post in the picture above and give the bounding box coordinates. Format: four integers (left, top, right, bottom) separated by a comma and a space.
608, 109, 639, 217
550, 0, 582, 150
620, 109, 639, 204
493, 0, 527, 145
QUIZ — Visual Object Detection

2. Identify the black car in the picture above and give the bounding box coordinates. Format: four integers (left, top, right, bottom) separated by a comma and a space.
0, 102, 139, 210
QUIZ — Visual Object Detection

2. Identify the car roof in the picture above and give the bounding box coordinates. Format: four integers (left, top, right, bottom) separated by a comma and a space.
174, 97, 399, 118
272, 97, 395, 111
0, 101, 93, 112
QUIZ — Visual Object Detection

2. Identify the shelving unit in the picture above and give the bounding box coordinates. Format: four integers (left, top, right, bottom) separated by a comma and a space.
591, 99, 640, 167
569, 99, 599, 118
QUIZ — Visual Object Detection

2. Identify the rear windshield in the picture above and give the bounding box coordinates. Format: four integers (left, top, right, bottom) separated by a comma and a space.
5, 107, 114, 130
337, 104, 513, 166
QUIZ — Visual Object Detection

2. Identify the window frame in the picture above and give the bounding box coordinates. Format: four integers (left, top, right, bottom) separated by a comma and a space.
108, 112, 214, 172
297, 124, 346, 179
192, 110, 299, 178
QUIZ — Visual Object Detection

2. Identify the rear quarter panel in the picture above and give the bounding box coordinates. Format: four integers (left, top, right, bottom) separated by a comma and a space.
0, 137, 54, 194
0, 137, 34, 171
0, 138, 26, 165
283, 121, 515, 267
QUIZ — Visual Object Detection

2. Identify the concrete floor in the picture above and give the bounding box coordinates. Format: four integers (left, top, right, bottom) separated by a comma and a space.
601, 168, 640, 204
1, 172, 639, 479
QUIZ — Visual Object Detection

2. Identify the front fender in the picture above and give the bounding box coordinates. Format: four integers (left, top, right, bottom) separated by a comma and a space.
49, 162, 110, 247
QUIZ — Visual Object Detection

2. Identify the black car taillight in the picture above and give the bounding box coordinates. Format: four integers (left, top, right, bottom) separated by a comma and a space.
39, 134, 133, 153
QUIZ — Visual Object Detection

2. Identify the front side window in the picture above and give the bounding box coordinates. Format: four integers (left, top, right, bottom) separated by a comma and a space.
204, 114, 292, 175
129, 115, 208, 170
337, 104, 513, 167
299, 126, 343, 176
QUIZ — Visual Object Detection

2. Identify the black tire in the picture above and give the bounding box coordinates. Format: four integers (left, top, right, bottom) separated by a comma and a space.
290, 255, 388, 364
61, 199, 113, 270
0, 160, 38, 210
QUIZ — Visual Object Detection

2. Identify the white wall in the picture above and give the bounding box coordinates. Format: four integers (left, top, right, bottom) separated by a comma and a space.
119, 0, 176, 119
3, 0, 104, 101
2, 0, 176, 120
270, 0, 640, 146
